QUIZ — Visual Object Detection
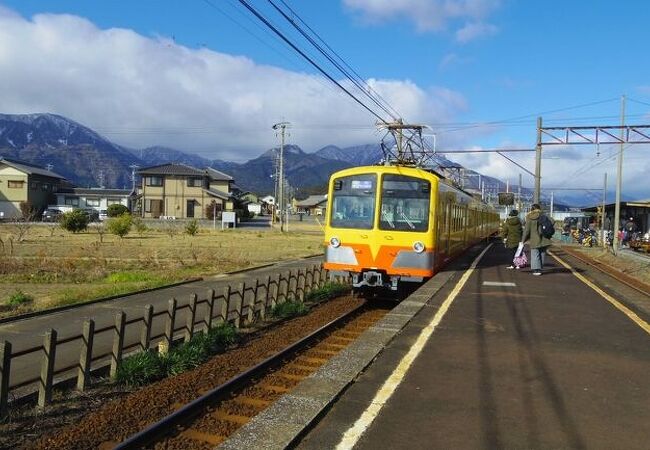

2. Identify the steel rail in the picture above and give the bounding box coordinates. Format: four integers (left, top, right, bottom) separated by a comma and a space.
114, 301, 369, 449
554, 247, 650, 298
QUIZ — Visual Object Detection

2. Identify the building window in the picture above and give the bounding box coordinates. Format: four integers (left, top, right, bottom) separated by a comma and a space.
8, 180, 24, 188
187, 177, 203, 188
107, 198, 122, 205
145, 176, 163, 187
86, 198, 100, 207
145, 199, 163, 215
65, 197, 79, 206
42, 183, 51, 191
30, 182, 38, 190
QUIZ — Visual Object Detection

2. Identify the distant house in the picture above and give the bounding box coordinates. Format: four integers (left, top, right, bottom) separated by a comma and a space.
295, 194, 328, 216
0, 157, 67, 219
137, 163, 234, 219
53, 187, 133, 214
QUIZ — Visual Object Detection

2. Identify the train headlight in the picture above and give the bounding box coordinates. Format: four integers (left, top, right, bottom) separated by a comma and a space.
413, 241, 425, 253
330, 237, 341, 248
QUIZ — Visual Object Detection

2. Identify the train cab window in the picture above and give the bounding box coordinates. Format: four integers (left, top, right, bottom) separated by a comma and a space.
379, 175, 430, 232
330, 174, 376, 229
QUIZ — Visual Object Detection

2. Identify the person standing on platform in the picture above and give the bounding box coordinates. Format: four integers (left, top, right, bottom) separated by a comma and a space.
521, 203, 552, 276
502, 209, 523, 269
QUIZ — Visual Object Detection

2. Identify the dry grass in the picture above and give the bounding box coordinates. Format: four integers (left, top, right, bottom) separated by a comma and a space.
558, 244, 650, 286
0, 222, 324, 318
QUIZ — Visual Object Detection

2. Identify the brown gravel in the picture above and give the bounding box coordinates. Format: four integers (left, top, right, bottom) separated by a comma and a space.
0, 295, 363, 450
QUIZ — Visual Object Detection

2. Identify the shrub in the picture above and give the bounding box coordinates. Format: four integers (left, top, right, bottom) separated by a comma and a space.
107, 204, 129, 217
107, 214, 133, 238
271, 300, 308, 319
114, 350, 165, 386
304, 282, 351, 302
132, 217, 148, 236
206, 323, 238, 349
60, 210, 90, 233
185, 219, 199, 236
163, 335, 211, 376
7, 290, 34, 307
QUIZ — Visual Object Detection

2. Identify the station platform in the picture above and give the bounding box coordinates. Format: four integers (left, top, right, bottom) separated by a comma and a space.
293, 241, 650, 450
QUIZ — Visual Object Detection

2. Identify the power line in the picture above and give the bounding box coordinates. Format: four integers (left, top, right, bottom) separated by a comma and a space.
235, 0, 389, 123
270, 0, 401, 120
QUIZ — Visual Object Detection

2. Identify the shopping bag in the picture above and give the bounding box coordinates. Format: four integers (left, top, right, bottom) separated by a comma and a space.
513, 251, 528, 268
514, 242, 524, 258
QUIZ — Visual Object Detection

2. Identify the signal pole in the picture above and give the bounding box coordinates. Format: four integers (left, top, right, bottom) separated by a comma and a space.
272, 122, 290, 232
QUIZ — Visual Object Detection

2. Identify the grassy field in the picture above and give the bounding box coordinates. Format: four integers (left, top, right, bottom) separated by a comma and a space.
0, 220, 324, 318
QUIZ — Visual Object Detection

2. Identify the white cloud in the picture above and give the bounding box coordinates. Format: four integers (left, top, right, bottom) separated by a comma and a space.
343, 0, 500, 36
0, 9, 467, 161
455, 22, 498, 43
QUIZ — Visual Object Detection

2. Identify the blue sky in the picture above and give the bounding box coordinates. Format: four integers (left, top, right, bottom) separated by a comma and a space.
1, 0, 649, 202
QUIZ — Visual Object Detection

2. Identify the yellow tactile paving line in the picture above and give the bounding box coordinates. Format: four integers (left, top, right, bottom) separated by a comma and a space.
550, 251, 650, 335
335, 244, 493, 450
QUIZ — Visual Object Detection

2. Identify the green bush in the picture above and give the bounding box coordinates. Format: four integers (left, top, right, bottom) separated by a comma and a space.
7, 290, 34, 307
271, 300, 308, 319
107, 214, 133, 238
60, 210, 90, 233
132, 217, 148, 235
304, 282, 351, 302
107, 204, 129, 217
114, 324, 238, 386
184, 219, 199, 236
115, 350, 165, 386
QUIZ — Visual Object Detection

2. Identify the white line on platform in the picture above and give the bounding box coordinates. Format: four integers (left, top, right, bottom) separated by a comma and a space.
335, 244, 492, 450
483, 281, 516, 287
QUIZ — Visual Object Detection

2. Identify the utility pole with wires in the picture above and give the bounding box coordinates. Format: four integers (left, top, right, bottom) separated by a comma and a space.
129, 164, 139, 192
272, 121, 290, 232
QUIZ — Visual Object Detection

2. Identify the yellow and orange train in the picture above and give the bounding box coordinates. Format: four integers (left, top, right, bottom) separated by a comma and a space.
323, 165, 500, 293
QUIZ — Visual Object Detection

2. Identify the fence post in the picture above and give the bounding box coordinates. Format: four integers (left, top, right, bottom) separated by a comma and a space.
288, 270, 297, 301
256, 279, 266, 321
270, 273, 280, 309
140, 305, 153, 352
297, 269, 305, 302
110, 312, 126, 379
242, 282, 254, 325
38, 329, 57, 407
205, 289, 216, 330
163, 298, 177, 354
77, 320, 95, 392
0, 341, 11, 418
185, 294, 197, 342
218, 287, 229, 325
233, 283, 244, 328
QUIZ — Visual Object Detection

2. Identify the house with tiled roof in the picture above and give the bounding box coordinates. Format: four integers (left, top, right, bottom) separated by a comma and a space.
137, 163, 234, 219
0, 157, 67, 219
295, 194, 327, 216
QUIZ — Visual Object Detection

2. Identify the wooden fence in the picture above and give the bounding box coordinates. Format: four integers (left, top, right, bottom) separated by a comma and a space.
0, 264, 339, 417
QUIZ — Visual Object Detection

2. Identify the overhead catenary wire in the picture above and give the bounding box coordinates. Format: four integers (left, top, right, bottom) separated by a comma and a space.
234, 0, 389, 124
270, 0, 402, 121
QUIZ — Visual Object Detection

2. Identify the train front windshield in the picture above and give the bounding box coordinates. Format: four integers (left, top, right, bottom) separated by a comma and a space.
379, 174, 430, 232
330, 174, 376, 229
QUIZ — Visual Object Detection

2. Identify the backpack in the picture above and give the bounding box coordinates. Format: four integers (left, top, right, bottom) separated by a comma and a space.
538, 214, 555, 239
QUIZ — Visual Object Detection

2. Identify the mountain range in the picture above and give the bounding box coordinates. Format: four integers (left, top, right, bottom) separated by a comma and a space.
0, 112, 549, 206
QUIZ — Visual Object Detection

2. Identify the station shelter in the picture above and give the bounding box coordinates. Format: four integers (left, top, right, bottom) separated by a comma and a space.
582, 200, 650, 234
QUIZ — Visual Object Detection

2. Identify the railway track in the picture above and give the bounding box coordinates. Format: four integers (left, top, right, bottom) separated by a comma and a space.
112, 303, 390, 449
554, 247, 650, 297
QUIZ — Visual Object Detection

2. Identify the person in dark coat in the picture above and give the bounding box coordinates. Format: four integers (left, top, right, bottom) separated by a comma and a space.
521, 203, 552, 276
501, 209, 523, 269
623, 217, 638, 246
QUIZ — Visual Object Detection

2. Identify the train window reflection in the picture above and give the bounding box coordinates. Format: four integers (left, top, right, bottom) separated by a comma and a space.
380, 175, 430, 232
330, 174, 376, 229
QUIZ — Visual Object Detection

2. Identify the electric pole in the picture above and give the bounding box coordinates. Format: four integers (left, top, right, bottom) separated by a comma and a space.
613, 95, 626, 254
534, 117, 542, 204
129, 164, 139, 192
272, 122, 290, 232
